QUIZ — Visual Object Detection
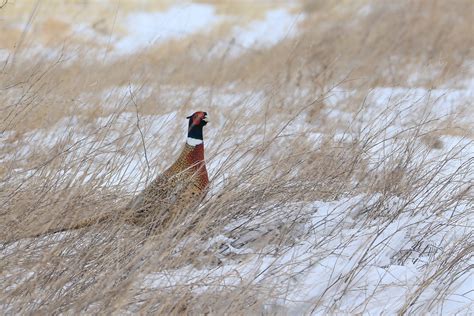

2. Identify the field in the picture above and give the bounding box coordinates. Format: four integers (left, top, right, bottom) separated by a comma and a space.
1, 0, 473, 314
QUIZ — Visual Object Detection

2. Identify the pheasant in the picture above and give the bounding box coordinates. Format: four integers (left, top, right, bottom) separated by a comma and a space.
125, 110, 210, 232
6, 111, 209, 242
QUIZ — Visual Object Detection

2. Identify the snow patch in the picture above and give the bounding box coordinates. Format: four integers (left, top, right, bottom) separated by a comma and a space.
233, 9, 302, 49
115, 3, 219, 54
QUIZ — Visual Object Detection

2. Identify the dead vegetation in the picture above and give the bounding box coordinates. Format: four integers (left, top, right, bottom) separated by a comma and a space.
0, 0, 473, 314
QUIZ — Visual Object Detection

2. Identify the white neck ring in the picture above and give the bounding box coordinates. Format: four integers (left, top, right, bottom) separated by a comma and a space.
186, 137, 203, 146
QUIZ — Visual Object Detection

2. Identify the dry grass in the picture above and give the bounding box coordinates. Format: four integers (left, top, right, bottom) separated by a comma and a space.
1, 0, 473, 314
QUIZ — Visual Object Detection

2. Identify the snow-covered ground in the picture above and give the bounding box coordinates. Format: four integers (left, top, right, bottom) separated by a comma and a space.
115, 3, 220, 54
0, 2, 302, 63
2, 79, 473, 313
1, 2, 473, 314
116, 3, 302, 56
142, 194, 472, 314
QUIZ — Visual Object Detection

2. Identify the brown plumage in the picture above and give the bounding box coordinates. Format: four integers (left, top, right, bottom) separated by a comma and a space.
126, 140, 209, 232
126, 110, 209, 232
7, 111, 209, 242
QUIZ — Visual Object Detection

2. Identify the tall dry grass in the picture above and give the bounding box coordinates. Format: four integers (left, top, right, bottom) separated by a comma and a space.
1, 0, 473, 314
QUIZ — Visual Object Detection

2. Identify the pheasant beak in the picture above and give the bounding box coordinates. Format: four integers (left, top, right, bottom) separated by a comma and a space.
202, 115, 209, 123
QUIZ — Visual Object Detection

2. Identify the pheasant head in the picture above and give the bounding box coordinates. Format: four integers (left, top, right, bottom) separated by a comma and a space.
186, 111, 208, 146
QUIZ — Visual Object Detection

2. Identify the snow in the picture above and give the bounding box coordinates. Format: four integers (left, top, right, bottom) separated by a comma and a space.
1, 3, 302, 60
115, 3, 219, 54
2, 88, 473, 313
112, 4, 302, 58
1, 4, 473, 314
0, 49, 10, 64
231, 9, 303, 51
139, 193, 473, 314
130, 83, 473, 313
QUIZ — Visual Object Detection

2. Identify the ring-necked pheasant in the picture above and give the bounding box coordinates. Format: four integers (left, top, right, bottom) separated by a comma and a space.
126, 111, 209, 232
7, 111, 209, 242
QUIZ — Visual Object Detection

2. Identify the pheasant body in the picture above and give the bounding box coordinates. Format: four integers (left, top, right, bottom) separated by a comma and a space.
127, 142, 209, 230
